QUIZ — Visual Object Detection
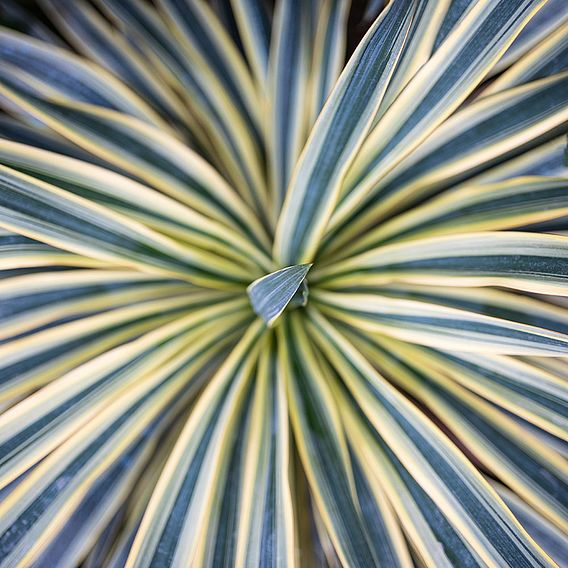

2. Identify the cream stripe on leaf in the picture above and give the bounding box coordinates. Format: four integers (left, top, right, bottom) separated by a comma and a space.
32, 412, 189, 568
124, 321, 263, 568
33, 425, 165, 568
0, 114, 113, 167
98, 424, 183, 568
0, 320, 239, 567
431, 0, 475, 50
332, 0, 548, 232
278, 313, 381, 567
0, 269, 192, 343
485, 24, 568, 95
0, 81, 270, 251
156, 0, 270, 214
307, 309, 556, 568
0, 299, 174, 402
373, 0, 452, 124
201, 334, 291, 566
466, 137, 568, 184
347, 444, 413, 568
353, 335, 568, 532
0, 140, 272, 272
0, 293, 232, 408
322, 370, 413, 567
362, 284, 568, 337
0, 27, 163, 128
495, 483, 568, 567
315, 232, 568, 297
0, 230, 106, 275
489, 0, 568, 78
229, 0, 271, 88
0, 299, 251, 491
394, 345, 568, 443
0, 165, 254, 288
96, 0, 266, 214
308, 0, 351, 123
313, 290, 568, 356
235, 334, 295, 567
267, 0, 312, 217
40, 0, 196, 138
156, 0, 262, 138
345, 176, 568, 256
273, 0, 417, 264
339, 398, 482, 568
0, 286, 198, 405
522, 358, 568, 383
324, 71, 568, 257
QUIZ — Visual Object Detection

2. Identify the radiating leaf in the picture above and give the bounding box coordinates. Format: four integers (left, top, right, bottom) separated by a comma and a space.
314, 289, 568, 355
0, 139, 272, 272
308, 0, 351, 122
267, 0, 312, 216
315, 232, 568, 296
124, 321, 263, 567
0, 318, 237, 566
349, 176, 568, 255
273, 0, 416, 263
0, 26, 161, 126
325, 71, 568, 257
229, 0, 271, 87
307, 308, 555, 567
332, 0, 549, 231
40, 0, 194, 136
353, 334, 568, 532
277, 313, 379, 567
0, 80, 269, 249
0, 299, 250, 490
234, 334, 295, 567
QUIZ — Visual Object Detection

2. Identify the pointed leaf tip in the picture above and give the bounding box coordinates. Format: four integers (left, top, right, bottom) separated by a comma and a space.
247, 264, 312, 326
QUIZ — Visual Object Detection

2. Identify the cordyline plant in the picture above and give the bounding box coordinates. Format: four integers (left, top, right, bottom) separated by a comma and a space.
0, 0, 567, 566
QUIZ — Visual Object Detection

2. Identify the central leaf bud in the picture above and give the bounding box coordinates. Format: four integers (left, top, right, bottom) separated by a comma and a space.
247, 264, 312, 327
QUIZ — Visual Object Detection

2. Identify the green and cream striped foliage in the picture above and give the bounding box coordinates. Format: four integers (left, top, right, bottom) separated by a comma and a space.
0, 0, 567, 566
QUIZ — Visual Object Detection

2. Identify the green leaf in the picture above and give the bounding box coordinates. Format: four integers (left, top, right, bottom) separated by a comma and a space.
277, 314, 380, 567
313, 289, 568, 356
484, 23, 568, 94
352, 334, 568, 532
273, 0, 416, 264
0, 299, 250, 489
332, 0, 548, 232
315, 232, 568, 297
0, 320, 238, 567
0, 26, 159, 125
489, 0, 568, 79
495, 483, 568, 566
307, 309, 556, 567
324, 70, 568, 257
0, 78, 270, 250
230, 0, 271, 87
96, 0, 267, 213
267, 0, 312, 216
0, 139, 271, 273
308, 0, 351, 123
347, 176, 568, 256
0, 165, 252, 288
40, 0, 193, 134
247, 263, 312, 327
124, 321, 264, 567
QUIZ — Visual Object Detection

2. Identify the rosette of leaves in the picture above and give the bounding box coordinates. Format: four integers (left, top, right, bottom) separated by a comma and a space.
0, 0, 567, 566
